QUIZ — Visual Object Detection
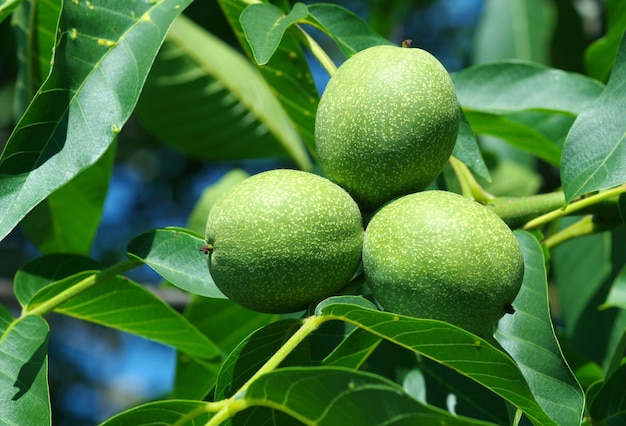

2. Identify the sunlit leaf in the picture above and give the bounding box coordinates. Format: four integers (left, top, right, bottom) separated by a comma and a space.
99, 400, 210, 426
127, 227, 225, 298
240, 2, 308, 65
0, 0, 192, 242
239, 367, 498, 425
317, 302, 556, 425
321, 326, 381, 369
218, 0, 319, 154
0, 0, 24, 25
0, 308, 50, 426
303, 3, 393, 58
25, 271, 221, 359
136, 14, 311, 169
496, 231, 585, 425
561, 32, 626, 201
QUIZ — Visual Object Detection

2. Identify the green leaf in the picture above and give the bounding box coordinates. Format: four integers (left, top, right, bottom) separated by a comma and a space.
303, 3, 393, 58
172, 297, 276, 400
321, 326, 381, 369
0, 308, 51, 426
218, 0, 319, 155
0, 0, 192, 242
464, 110, 562, 165
472, 0, 555, 64
317, 303, 556, 425
584, 0, 626, 82
0, 0, 23, 25
496, 231, 584, 425
136, 14, 311, 169
453, 61, 604, 116
19, 141, 115, 254
561, 32, 626, 201
601, 264, 626, 310
99, 400, 210, 426
14, 253, 101, 307
214, 319, 309, 400
187, 169, 249, 235
127, 227, 225, 299
26, 271, 221, 359
588, 363, 626, 425
240, 2, 308, 65
452, 111, 491, 181
239, 367, 498, 425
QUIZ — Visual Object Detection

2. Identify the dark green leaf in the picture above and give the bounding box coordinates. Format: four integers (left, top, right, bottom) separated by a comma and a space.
321, 326, 381, 369
172, 297, 276, 400
452, 111, 491, 181
127, 227, 225, 298
240, 367, 497, 425
0, 0, 24, 25
561, 32, 626, 201
214, 319, 308, 400
588, 363, 626, 425
318, 302, 556, 425
218, 0, 319, 154
0, 0, 192, 242
19, 141, 115, 254
453, 61, 603, 115
136, 14, 311, 168
496, 231, 584, 425
304, 3, 393, 58
14, 253, 101, 307
26, 272, 221, 359
99, 400, 209, 426
601, 264, 626, 310
584, 0, 626, 82
240, 2, 308, 65
0, 309, 50, 426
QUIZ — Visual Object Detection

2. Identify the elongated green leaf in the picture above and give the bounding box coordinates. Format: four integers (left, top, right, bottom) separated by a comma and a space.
588, 363, 626, 424
240, 2, 308, 65
601, 264, 626, 310
465, 110, 562, 165
452, 111, 491, 181
496, 231, 584, 425
19, 141, 115, 254
561, 32, 626, 201
453, 61, 604, 116
0, 0, 23, 25
472, 0, 555, 64
172, 297, 276, 400
317, 302, 556, 425
0, 308, 50, 426
136, 14, 311, 169
239, 367, 497, 425
13, 253, 101, 307
218, 0, 319, 154
303, 3, 393, 58
0, 0, 192, 242
214, 319, 309, 400
26, 271, 221, 359
584, 0, 626, 82
99, 400, 209, 426
127, 227, 224, 298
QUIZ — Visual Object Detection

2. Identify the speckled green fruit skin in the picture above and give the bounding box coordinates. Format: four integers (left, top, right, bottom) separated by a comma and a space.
205, 169, 364, 314
315, 45, 460, 212
363, 190, 524, 336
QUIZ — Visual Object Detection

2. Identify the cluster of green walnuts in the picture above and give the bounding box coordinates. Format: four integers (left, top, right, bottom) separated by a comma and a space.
204, 45, 524, 337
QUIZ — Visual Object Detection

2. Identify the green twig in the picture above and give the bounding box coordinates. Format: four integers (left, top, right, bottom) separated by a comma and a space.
523, 184, 626, 230
205, 315, 324, 425
22, 258, 142, 318
542, 216, 597, 250
486, 191, 566, 229
449, 156, 495, 203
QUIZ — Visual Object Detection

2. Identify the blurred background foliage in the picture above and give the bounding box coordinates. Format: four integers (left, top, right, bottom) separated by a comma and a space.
0, 0, 611, 424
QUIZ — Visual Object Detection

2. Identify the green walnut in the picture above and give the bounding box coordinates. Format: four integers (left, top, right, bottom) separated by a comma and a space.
205, 169, 364, 314
315, 44, 460, 212
362, 190, 524, 336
